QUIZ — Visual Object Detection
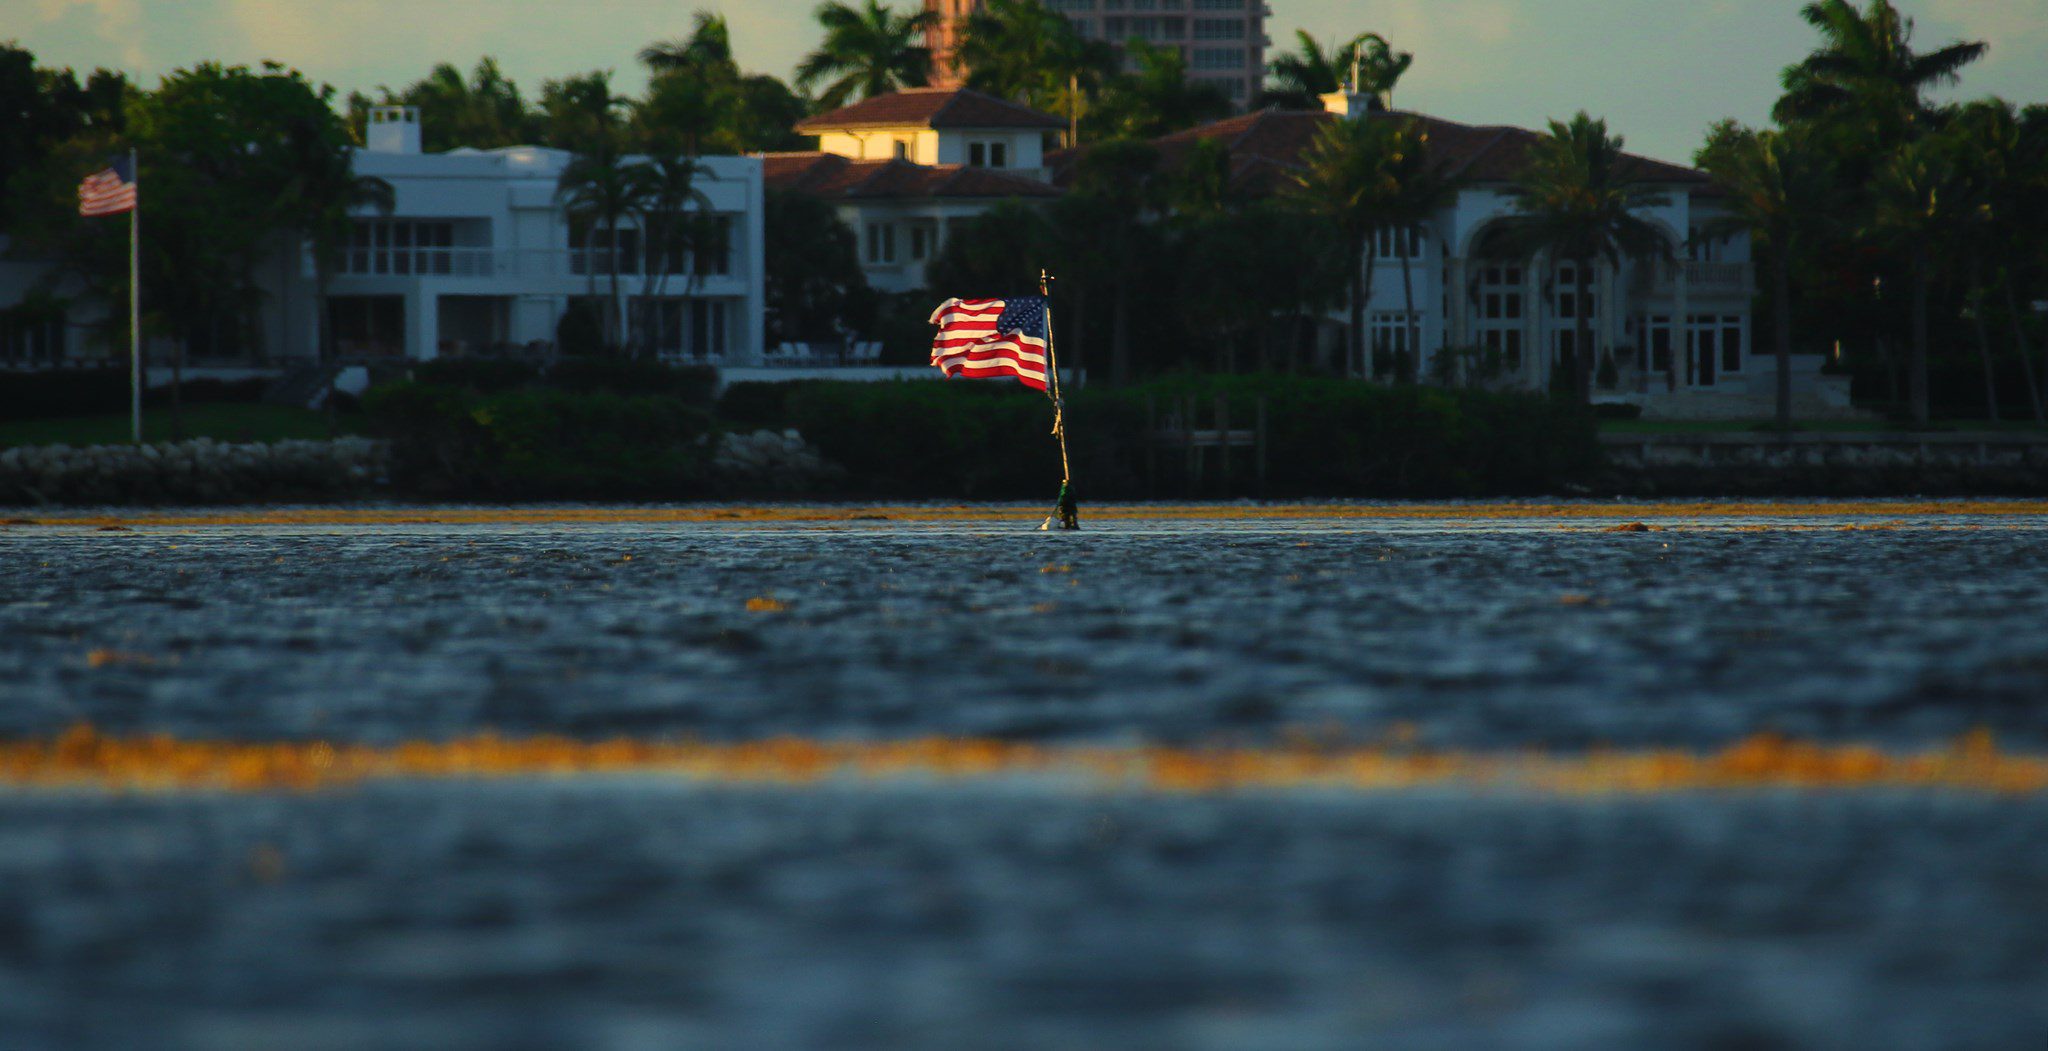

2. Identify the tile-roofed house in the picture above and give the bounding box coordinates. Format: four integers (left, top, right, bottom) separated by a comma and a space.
795, 88, 1066, 133
792, 88, 1063, 184
762, 148, 1061, 294
1044, 95, 1793, 414
1050, 107, 1715, 197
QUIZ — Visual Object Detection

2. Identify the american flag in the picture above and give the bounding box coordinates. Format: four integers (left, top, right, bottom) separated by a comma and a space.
77, 156, 137, 217
928, 296, 1051, 391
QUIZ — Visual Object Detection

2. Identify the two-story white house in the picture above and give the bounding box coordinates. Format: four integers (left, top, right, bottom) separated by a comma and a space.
1046, 91, 1850, 417
765, 88, 1065, 293
2, 106, 769, 374
257, 106, 767, 366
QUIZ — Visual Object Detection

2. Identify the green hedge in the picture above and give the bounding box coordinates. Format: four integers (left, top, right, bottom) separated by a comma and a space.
364, 382, 714, 499
369, 374, 1598, 500
764, 375, 1598, 498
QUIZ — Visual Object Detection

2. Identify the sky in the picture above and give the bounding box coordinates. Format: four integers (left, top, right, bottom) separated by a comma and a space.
7, 0, 2048, 164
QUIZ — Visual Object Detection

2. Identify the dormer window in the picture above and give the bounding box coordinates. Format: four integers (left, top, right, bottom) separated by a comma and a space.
968, 140, 1008, 168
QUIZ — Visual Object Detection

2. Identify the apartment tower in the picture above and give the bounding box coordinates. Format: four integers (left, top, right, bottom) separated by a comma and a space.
925, 0, 1269, 109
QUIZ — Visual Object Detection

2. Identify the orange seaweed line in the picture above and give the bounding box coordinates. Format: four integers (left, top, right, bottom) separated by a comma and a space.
1, 726, 2043, 796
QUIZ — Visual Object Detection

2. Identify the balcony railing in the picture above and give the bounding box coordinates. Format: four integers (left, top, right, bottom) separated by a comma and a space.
1631, 260, 1752, 297
332, 247, 736, 282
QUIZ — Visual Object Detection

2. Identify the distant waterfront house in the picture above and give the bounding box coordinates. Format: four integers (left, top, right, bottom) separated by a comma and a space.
279, 107, 767, 366
0, 105, 769, 372
768, 88, 1065, 294
1045, 91, 1848, 416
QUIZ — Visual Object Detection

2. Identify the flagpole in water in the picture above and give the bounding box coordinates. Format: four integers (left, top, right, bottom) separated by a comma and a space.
1040, 269, 1078, 531
128, 148, 141, 445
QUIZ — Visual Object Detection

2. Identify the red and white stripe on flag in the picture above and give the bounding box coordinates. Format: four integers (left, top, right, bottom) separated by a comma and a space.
928, 297, 1049, 391
78, 167, 137, 217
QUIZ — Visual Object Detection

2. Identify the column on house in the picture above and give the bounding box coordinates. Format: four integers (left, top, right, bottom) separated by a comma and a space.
1673, 265, 1690, 388
406, 289, 439, 361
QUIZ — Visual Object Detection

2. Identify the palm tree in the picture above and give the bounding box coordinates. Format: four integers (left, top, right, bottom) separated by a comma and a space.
1089, 41, 1233, 140
280, 111, 393, 430
539, 71, 630, 154
957, 0, 1113, 129
394, 58, 532, 151
1263, 31, 1412, 111
1069, 139, 1167, 383
1775, 0, 1987, 139
557, 146, 649, 352
1384, 134, 1460, 382
1867, 132, 1961, 425
640, 12, 738, 78
1504, 113, 1670, 403
1698, 121, 1835, 430
1285, 115, 1419, 377
631, 150, 714, 357
795, 0, 938, 112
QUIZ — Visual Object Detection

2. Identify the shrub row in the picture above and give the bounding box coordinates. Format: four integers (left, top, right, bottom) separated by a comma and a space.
720, 375, 1600, 499
0, 370, 271, 421
365, 374, 1598, 500
364, 383, 715, 499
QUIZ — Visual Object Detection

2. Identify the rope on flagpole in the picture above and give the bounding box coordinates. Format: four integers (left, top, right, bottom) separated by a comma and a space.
128, 148, 141, 446
1040, 269, 1078, 531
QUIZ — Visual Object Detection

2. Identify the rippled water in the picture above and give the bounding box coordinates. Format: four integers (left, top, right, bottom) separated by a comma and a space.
5, 509, 2047, 748
3, 507, 2046, 1049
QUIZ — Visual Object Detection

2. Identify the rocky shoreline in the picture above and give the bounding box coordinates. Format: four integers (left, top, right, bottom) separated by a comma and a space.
6, 429, 2047, 505
0, 437, 388, 506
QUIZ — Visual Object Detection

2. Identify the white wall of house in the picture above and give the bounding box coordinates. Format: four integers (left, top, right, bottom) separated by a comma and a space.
1, 111, 770, 370
314, 129, 768, 365
1330, 185, 1757, 397
814, 124, 1048, 181
836, 198, 1029, 294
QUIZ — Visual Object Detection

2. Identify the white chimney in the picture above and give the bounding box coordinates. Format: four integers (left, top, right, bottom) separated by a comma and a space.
1320, 90, 1377, 120
366, 105, 422, 153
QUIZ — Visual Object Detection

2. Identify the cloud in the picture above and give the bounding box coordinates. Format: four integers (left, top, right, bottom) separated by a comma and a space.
28, 0, 147, 67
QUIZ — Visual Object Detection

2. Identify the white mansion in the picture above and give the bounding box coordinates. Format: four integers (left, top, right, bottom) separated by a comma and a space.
1, 105, 769, 372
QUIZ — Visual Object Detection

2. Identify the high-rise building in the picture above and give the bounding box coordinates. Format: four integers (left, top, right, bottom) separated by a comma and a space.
925, 0, 1269, 109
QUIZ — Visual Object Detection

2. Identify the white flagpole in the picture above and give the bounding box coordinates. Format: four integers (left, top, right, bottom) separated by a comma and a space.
128, 148, 141, 445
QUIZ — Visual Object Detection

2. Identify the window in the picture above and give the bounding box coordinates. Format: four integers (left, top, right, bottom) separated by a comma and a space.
1192, 17, 1244, 39
693, 216, 733, 276
1372, 225, 1424, 260
1191, 0, 1246, 8
1643, 315, 1674, 371
968, 141, 1007, 168
1191, 47, 1243, 70
0, 304, 65, 363
690, 299, 728, 359
893, 140, 909, 160
1481, 328, 1523, 371
1369, 312, 1416, 378
866, 222, 896, 264
346, 220, 457, 275
1687, 225, 1726, 262
910, 223, 933, 261
1553, 262, 1597, 322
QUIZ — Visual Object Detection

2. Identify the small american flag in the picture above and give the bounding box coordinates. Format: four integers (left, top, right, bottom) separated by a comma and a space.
928, 296, 1050, 391
78, 156, 137, 217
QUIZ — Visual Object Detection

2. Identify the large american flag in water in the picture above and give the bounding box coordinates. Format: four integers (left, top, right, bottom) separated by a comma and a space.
928, 296, 1050, 391
77, 156, 137, 217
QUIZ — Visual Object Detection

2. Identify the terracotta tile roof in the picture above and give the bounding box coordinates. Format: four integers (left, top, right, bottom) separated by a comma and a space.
1050, 107, 1716, 196
794, 88, 1065, 133
760, 152, 1062, 200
